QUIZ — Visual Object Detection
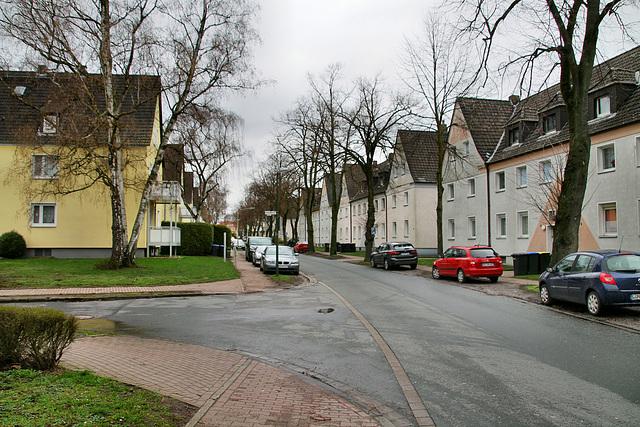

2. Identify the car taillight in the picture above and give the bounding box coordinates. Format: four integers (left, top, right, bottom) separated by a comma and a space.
410, 250, 417, 254
389, 251, 399, 255
600, 272, 617, 287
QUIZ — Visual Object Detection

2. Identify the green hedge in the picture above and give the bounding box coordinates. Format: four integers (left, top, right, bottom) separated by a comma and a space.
0, 306, 77, 371
213, 225, 232, 247
0, 230, 27, 259
161, 222, 213, 256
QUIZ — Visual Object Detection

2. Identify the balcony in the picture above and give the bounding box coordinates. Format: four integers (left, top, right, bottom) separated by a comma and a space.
150, 181, 181, 203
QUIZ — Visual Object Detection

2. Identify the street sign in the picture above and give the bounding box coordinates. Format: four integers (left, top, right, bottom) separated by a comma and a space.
265, 211, 277, 216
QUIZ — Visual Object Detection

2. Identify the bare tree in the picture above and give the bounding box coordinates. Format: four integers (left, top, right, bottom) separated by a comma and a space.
0, 0, 261, 267
174, 106, 245, 221
341, 75, 413, 261
401, 12, 476, 255
456, 0, 636, 263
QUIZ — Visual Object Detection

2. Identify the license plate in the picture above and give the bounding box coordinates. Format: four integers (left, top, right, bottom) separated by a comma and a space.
482, 263, 494, 267
631, 294, 640, 301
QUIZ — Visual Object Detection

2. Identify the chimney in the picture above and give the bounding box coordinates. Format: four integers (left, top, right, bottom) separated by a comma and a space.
508, 95, 520, 106
373, 161, 377, 166
37, 65, 48, 75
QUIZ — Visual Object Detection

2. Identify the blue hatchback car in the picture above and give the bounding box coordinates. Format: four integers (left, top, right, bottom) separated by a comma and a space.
539, 250, 640, 315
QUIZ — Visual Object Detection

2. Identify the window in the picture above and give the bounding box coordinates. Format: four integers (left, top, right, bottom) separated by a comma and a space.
381, 198, 385, 210
31, 203, 56, 227
540, 161, 553, 184
31, 154, 58, 179
599, 202, 617, 236
468, 216, 476, 239
380, 223, 386, 239
467, 179, 476, 197
449, 146, 457, 162
516, 166, 527, 188
403, 191, 409, 206
358, 204, 361, 215
392, 222, 397, 238
404, 220, 409, 237
508, 127, 520, 146
636, 137, 640, 167
339, 228, 343, 239
496, 213, 507, 238
574, 255, 595, 272
392, 195, 397, 208
374, 200, 379, 211
448, 219, 455, 240
517, 211, 529, 238
548, 209, 556, 223
463, 141, 470, 156
595, 95, 611, 118
598, 144, 615, 172
41, 115, 58, 134
543, 114, 556, 133
446, 183, 454, 201
401, 162, 407, 175
496, 171, 506, 191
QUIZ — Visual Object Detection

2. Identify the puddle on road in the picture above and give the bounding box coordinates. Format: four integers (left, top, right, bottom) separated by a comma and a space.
77, 318, 154, 336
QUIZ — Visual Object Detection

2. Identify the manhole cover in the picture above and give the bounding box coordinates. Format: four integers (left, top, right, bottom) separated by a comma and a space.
317, 307, 334, 314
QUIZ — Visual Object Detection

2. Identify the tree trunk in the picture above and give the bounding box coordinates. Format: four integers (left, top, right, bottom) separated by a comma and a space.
306, 189, 317, 253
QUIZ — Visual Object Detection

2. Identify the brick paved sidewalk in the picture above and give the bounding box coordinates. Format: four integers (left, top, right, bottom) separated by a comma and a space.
61, 336, 385, 427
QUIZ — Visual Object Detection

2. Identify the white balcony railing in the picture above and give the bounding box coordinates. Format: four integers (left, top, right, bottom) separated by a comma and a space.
148, 226, 181, 246
150, 181, 181, 202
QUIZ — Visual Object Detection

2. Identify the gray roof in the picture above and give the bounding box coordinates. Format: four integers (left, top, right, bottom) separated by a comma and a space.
0, 70, 160, 147
455, 98, 514, 161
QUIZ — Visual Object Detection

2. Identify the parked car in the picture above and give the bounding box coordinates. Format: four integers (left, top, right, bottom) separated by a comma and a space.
293, 241, 309, 253
245, 236, 273, 262
252, 245, 268, 268
432, 246, 503, 283
539, 250, 640, 315
235, 239, 245, 250
370, 242, 418, 270
261, 245, 300, 275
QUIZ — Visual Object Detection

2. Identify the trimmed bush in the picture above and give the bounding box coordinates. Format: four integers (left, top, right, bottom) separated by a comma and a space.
213, 225, 232, 247
161, 222, 213, 256
0, 306, 77, 371
0, 230, 27, 259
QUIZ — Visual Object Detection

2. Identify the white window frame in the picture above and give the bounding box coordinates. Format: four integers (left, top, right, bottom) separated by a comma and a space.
447, 183, 455, 201
31, 154, 58, 179
392, 222, 397, 238
516, 166, 527, 188
381, 198, 385, 210
41, 115, 58, 134
404, 220, 409, 237
448, 218, 455, 240
374, 199, 379, 211
391, 195, 397, 208
543, 114, 556, 134
467, 178, 476, 197
540, 160, 553, 184
517, 211, 529, 238
31, 203, 57, 227
463, 141, 470, 156
636, 137, 640, 167
403, 191, 409, 206
468, 216, 476, 240
598, 143, 615, 173
595, 95, 611, 118
380, 223, 386, 239
496, 213, 507, 238
599, 202, 617, 237
495, 171, 506, 192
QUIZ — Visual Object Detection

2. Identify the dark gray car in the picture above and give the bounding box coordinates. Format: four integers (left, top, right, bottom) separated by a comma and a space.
370, 242, 418, 270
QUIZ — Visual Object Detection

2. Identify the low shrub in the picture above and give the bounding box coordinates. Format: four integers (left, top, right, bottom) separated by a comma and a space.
0, 230, 27, 259
0, 306, 78, 371
161, 222, 213, 256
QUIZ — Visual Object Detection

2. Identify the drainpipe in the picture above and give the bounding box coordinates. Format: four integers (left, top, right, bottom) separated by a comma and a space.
486, 165, 491, 247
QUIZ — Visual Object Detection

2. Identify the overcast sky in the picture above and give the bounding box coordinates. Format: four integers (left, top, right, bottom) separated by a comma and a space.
224, 0, 440, 211
223, 0, 639, 213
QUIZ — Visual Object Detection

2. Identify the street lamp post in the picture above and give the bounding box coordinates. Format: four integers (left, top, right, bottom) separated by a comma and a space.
275, 167, 289, 276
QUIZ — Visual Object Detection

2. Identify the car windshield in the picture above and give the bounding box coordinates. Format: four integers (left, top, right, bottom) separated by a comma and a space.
392, 243, 414, 250
251, 237, 272, 245
265, 246, 294, 256
603, 254, 640, 273
470, 248, 497, 258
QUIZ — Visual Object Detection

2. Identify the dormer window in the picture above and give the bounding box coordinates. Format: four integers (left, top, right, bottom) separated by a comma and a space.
543, 114, 557, 134
41, 115, 58, 134
595, 95, 611, 118
507, 127, 520, 146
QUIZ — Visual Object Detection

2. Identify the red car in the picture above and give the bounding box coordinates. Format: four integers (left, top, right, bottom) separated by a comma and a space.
432, 246, 503, 283
293, 241, 309, 253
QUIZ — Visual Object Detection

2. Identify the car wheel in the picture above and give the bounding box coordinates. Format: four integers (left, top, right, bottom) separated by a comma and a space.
539, 284, 553, 305
410, 263, 417, 270
457, 269, 466, 283
384, 258, 391, 270
489, 276, 498, 283
587, 291, 603, 316
431, 266, 440, 279
370, 258, 376, 268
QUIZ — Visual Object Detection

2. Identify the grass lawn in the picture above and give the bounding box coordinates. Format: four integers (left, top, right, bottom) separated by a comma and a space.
0, 256, 239, 289
0, 369, 194, 426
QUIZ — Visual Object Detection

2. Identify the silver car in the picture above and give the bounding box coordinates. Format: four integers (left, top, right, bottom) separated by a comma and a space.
261, 246, 299, 275
252, 245, 268, 268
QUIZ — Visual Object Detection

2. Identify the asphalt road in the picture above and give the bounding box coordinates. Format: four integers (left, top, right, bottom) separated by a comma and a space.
21, 255, 640, 426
